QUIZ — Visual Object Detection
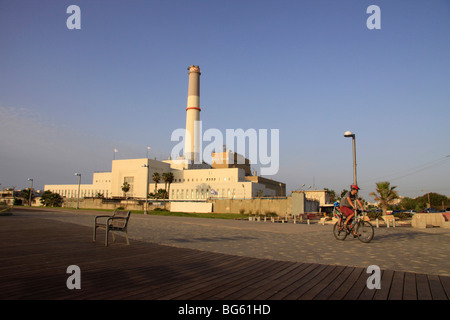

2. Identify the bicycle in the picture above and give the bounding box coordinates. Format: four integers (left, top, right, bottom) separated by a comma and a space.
333, 204, 374, 243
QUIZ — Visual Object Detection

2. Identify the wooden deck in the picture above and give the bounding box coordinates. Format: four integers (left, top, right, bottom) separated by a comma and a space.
1, 215, 449, 300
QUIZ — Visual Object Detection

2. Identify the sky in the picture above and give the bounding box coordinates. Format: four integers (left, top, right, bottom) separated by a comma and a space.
0, 0, 449, 200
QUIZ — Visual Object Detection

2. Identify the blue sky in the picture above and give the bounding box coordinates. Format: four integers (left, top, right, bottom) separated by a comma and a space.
0, 0, 449, 199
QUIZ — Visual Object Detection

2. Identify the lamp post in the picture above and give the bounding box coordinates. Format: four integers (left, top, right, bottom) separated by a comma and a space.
27, 178, 33, 206
75, 173, 81, 209
344, 131, 357, 186
142, 163, 149, 214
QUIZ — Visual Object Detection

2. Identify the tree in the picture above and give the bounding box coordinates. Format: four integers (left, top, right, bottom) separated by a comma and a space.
369, 181, 399, 215
399, 197, 416, 210
152, 172, 160, 195
324, 188, 337, 202
401, 193, 450, 211
162, 172, 174, 200
40, 191, 63, 207
121, 181, 130, 199
21, 188, 34, 205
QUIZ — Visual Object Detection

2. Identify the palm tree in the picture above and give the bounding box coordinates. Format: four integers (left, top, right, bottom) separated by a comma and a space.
162, 172, 174, 210
369, 181, 399, 215
121, 181, 130, 199
152, 172, 160, 195
164, 172, 174, 200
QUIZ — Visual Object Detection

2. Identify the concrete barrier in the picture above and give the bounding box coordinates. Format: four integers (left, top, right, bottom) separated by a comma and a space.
412, 213, 445, 228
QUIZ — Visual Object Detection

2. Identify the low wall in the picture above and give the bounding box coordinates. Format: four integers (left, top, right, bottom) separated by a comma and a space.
63, 198, 167, 211
212, 198, 292, 217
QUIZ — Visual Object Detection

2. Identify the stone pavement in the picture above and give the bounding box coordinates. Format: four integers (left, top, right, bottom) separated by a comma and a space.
13, 207, 450, 277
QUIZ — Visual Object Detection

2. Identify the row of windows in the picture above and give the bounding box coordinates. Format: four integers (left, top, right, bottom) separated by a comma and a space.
171, 188, 236, 200
173, 177, 232, 183
52, 189, 109, 198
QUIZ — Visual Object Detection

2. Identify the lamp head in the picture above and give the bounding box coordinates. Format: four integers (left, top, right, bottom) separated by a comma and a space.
344, 131, 355, 137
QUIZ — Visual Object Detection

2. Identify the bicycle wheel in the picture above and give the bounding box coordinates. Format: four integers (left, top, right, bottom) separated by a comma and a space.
356, 221, 374, 243
333, 221, 347, 241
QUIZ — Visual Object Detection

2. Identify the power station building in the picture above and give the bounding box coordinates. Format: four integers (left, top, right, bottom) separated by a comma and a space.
45, 66, 286, 203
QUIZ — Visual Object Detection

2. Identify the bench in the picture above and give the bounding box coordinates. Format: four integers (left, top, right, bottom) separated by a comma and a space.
93, 210, 131, 246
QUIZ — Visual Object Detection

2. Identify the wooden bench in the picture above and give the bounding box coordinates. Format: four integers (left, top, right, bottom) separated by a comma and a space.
93, 210, 131, 246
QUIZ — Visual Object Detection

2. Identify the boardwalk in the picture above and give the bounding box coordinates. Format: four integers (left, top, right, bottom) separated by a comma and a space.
1, 211, 449, 301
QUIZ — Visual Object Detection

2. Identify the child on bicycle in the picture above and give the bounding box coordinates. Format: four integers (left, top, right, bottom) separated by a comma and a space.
340, 185, 365, 229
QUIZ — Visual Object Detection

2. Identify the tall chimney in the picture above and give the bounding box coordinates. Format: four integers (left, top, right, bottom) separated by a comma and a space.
185, 65, 201, 163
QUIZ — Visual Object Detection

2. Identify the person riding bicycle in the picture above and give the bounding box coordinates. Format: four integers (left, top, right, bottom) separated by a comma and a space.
340, 185, 365, 229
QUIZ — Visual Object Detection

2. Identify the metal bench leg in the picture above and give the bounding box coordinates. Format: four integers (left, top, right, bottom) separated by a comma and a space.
105, 227, 109, 247
93, 226, 97, 242
125, 232, 130, 245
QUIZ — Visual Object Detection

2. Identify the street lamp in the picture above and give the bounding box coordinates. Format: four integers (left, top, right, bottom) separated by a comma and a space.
344, 131, 357, 186
27, 178, 33, 206
75, 173, 81, 209
142, 164, 149, 214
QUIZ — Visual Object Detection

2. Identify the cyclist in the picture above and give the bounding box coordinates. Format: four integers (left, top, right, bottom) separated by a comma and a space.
340, 185, 365, 230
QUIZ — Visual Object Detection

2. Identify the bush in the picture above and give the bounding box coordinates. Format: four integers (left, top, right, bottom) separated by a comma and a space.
367, 211, 383, 220
264, 211, 278, 217
394, 211, 412, 220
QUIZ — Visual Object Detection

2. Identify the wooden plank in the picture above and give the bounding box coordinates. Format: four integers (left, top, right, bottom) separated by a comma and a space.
388, 271, 405, 300
427, 275, 448, 300
402, 272, 417, 300
439, 276, 450, 300
373, 269, 394, 300
416, 273, 432, 300
343, 267, 369, 300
